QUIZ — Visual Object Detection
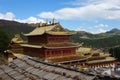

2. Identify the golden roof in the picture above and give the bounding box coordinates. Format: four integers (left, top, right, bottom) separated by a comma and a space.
24, 23, 76, 36
46, 31, 76, 35
77, 47, 92, 53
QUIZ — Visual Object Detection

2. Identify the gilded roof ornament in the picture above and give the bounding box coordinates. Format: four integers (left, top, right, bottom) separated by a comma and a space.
11, 34, 23, 43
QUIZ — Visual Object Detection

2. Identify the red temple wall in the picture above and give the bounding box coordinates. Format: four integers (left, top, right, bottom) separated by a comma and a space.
44, 48, 76, 57
23, 47, 45, 57
28, 35, 47, 43
28, 34, 71, 43
23, 47, 76, 57
26, 34, 76, 58
47, 35, 71, 42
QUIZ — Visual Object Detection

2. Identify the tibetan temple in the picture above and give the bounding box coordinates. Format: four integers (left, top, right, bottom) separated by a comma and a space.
21, 18, 79, 59
10, 18, 116, 69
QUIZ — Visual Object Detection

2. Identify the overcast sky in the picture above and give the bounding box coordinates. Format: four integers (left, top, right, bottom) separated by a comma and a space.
0, 0, 120, 33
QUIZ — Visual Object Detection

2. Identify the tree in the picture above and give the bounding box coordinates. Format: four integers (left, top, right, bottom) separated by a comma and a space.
0, 27, 10, 52
109, 46, 120, 61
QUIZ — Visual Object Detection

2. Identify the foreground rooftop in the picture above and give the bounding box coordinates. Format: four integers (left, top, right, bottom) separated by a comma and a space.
0, 56, 95, 80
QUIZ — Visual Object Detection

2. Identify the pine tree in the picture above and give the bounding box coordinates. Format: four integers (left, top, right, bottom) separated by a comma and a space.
0, 27, 10, 53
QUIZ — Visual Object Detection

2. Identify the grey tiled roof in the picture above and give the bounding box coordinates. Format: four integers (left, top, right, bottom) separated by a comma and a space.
0, 56, 96, 80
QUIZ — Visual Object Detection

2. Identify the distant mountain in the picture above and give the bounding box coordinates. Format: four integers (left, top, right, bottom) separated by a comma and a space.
0, 19, 35, 39
106, 28, 120, 34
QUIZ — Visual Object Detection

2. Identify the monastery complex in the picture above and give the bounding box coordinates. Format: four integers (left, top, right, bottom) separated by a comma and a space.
9, 18, 116, 70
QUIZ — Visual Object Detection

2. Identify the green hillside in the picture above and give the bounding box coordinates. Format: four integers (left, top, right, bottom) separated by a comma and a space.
0, 19, 34, 39
71, 35, 120, 48
109, 46, 120, 61
0, 27, 10, 52
71, 29, 120, 48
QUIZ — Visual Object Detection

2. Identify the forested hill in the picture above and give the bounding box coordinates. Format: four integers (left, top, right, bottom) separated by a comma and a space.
0, 19, 120, 48
0, 19, 35, 38
71, 28, 120, 48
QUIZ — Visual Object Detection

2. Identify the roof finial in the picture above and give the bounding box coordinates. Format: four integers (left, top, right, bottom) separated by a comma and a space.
39, 22, 43, 27
52, 17, 56, 24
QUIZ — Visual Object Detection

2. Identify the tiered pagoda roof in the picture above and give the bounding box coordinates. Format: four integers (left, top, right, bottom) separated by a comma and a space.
21, 20, 79, 49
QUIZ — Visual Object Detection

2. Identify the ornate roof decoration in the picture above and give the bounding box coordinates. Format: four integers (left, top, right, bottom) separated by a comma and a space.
11, 34, 24, 43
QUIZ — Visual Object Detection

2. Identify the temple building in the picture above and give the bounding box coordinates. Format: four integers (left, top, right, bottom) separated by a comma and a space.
10, 18, 116, 69
48, 47, 116, 69
21, 18, 80, 59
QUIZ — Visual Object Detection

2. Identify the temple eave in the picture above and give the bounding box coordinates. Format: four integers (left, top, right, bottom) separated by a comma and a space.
46, 32, 76, 35
21, 44, 42, 48
86, 58, 116, 64
21, 44, 79, 49
23, 32, 75, 36
23, 33, 43, 36
44, 46, 79, 49
56, 58, 87, 64
48, 56, 87, 63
